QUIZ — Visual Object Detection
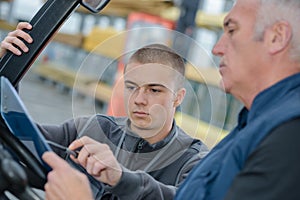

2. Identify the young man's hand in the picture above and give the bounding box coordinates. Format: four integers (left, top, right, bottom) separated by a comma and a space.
69, 136, 123, 186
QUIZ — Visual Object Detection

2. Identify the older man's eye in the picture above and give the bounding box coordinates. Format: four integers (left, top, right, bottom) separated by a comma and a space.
228, 29, 235, 35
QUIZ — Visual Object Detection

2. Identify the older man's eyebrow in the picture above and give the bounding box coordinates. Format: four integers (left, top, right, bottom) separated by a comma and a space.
223, 18, 236, 29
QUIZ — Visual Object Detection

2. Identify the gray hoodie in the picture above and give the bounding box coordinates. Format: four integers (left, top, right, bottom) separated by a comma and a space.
39, 114, 208, 200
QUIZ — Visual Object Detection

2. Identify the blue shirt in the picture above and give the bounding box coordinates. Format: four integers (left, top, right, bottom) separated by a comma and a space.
175, 73, 300, 200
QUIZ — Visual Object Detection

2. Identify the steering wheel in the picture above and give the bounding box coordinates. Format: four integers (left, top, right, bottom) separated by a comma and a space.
0, 117, 47, 198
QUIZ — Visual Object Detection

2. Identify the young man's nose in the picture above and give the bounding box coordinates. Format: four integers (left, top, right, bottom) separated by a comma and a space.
133, 88, 147, 105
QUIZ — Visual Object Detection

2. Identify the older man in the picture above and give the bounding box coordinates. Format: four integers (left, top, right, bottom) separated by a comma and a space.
175, 0, 300, 199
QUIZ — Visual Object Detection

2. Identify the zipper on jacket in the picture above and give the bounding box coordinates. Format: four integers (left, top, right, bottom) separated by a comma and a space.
137, 140, 144, 151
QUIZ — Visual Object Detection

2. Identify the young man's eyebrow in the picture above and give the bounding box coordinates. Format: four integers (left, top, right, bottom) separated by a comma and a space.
124, 80, 139, 86
147, 84, 167, 88
124, 80, 167, 88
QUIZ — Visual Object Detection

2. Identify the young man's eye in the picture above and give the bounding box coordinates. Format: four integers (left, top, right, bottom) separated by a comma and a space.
150, 88, 161, 93
126, 85, 136, 91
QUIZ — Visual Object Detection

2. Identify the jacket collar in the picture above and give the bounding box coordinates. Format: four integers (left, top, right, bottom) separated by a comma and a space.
124, 119, 177, 153
238, 72, 300, 128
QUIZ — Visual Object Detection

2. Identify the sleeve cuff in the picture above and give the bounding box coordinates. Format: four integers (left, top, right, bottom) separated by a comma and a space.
104, 166, 144, 198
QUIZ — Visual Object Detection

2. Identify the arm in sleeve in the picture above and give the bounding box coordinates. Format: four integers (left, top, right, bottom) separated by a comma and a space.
225, 118, 300, 200
37, 117, 90, 157
104, 154, 202, 200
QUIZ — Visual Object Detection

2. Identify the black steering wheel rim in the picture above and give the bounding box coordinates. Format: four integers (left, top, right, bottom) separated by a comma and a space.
0, 117, 47, 187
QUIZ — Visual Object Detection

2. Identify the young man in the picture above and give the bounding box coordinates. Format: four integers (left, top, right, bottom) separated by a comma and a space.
175, 0, 300, 199
0, 26, 208, 200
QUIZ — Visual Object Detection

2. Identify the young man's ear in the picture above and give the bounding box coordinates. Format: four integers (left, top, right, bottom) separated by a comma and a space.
267, 20, 292, 54
173, 88, 186, 107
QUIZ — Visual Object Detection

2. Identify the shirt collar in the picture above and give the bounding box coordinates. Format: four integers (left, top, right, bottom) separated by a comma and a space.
239, 72, 300, 126
124, 119, 177, 152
